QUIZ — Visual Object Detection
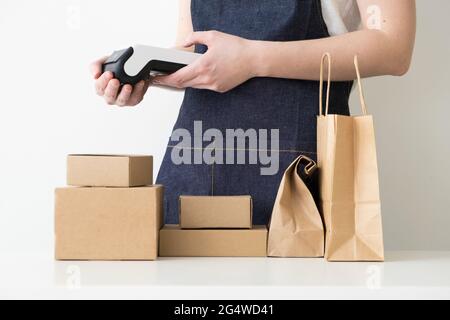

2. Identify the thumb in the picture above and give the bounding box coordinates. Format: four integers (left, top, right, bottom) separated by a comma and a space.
90, 56, 108, 79
183, 31, 217, 48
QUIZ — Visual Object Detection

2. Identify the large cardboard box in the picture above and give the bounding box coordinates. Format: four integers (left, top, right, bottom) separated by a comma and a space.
55, 185, 163, 261
179, 196, 252, 229
67, 155, 153, 187
159, 225, 268, 257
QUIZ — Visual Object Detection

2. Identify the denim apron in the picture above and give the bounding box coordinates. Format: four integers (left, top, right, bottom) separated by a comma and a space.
157, 0, 352, 225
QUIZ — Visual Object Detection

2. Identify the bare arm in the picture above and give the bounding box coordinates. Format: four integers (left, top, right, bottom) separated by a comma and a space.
254, 0, 416, 80
156, 0, 416, 92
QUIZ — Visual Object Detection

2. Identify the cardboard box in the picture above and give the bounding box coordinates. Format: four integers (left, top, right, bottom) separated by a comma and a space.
67, 155, 153, 187
180, 196, 252, 229
159, 225, 268, 257
55, 185, 163, 261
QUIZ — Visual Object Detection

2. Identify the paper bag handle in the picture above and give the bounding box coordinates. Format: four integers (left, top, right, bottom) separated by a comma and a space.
354, 55, 368, 115
297, 155, 317, 177
294, 155, 318, 184
319, 53, 331, 116
319, 54, 369, 116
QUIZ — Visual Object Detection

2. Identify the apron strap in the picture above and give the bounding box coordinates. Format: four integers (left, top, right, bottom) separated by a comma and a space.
319, 53, 332, 116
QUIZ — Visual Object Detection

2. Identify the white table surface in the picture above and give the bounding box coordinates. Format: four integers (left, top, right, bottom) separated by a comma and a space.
1, 251, 450, 300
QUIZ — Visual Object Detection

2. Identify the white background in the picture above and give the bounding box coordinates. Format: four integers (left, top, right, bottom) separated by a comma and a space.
0, 0, 449, 258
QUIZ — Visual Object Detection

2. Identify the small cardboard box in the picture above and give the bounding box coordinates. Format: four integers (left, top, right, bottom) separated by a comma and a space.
179, 196, 252, 229
159, 225, 268, 257
67, 155, 153, 187
55, 185, 163, 261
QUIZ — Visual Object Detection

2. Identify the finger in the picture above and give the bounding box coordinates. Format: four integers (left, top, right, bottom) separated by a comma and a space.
153, 63, 199, 88
183, 31, 218, 48
104, 79, 121, 105
90, 56, 109, 79
177, 75, 211, 90
95, 71, 114, 96
128, 81, 147, 106
116, 85, 133, 107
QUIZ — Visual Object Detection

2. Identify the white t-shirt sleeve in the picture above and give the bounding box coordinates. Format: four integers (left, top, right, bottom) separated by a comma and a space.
321, 0, 362, 36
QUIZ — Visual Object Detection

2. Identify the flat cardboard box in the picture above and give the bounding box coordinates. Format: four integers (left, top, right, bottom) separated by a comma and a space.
180, 196, 252, 229
67, 154, 153, 187
159, 225, 268, 257
55, 185, 163, 261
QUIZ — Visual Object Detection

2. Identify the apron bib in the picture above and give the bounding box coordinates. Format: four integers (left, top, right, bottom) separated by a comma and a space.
157, 0, 352, 224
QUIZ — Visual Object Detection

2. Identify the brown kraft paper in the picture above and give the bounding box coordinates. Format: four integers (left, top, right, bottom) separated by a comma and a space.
317, 53, 385, 262
268, 155, 325, 258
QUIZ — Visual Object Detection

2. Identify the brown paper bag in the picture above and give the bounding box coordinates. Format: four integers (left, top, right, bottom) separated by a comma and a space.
317, 53, 385, 262
268, 156, 325, 258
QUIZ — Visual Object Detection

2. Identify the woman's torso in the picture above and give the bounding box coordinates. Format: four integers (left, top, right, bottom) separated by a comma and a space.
158, 0, 353, 225
175, 0, 352, 151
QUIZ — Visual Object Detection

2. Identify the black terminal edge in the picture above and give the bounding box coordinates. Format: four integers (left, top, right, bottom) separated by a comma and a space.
102, 47, 188, 85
